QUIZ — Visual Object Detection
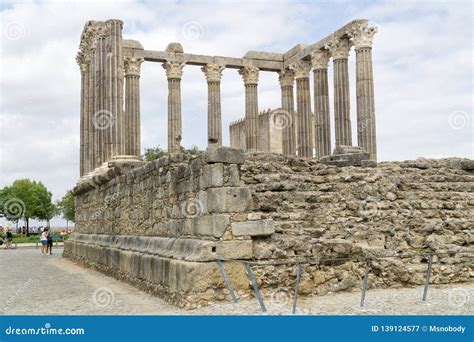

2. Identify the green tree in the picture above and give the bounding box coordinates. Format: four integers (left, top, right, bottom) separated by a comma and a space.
0, 179, 55, 234
142, 145, 166, 161
57, 190, 75, 227
142, 145, 201, 161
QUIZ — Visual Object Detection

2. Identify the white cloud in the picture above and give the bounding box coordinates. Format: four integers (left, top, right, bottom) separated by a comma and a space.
0, 0, 472, 227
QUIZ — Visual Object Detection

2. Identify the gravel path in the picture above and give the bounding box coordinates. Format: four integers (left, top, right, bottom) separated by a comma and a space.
0, 248, 472, 315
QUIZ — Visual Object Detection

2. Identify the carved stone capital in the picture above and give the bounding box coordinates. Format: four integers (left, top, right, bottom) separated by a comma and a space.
76, 52, 88, 73
325, 39, 351, 60
278, 69, 295, 88
202, 64, 225, 82
289, 60, 312, 79
239, 66, 259, 85
347, 23, 377, 49
162, 61, 185, 79
310, 50, 330, 70
124, 56, 144, 77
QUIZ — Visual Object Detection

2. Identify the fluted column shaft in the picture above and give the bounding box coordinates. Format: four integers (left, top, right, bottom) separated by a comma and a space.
87, 49, 96, 173
239, 67, 259, 152
355, 48, 376, 161
291, 62, 313, 158
125, 75, 140, 157
202, 64, 225, 146
124, 56, 144, 158
333, 58, 352, 147
105, 19, 125, 159
313, 68, 331, 157
326, 39, 352, 148
163, 61, 185, 154
93, 35, 106, 168
77, 56, 89, 176
279, 70, 296, 155
311, 50, 331, 158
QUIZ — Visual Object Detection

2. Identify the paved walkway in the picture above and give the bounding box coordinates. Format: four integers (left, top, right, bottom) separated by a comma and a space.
0, 249, 472, 315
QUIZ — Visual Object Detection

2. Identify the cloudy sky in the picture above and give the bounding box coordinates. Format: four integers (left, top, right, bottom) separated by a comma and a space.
0, 0, 472, 227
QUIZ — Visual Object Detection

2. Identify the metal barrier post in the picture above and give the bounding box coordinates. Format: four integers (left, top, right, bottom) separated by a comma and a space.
360, 258, 371, 308
216, 260, 238, 304
244, 263, 267, 313
292, 263, 301, 314
422, 254, 433, 302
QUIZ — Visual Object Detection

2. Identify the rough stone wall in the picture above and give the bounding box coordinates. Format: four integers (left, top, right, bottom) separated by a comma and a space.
242, 153, 473, 295
65, 148, 474, 308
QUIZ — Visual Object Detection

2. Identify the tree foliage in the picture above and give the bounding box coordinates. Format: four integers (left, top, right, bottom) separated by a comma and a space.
142, 145, 201, 161
0, 179, 56, 231
57, 190, 75, 223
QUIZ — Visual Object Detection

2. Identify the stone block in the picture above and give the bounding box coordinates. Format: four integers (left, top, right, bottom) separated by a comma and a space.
204, 146, 245, 164
206, 187, 251, 213
460, 160, 474, 171
199, 164, 224, 188
216, 240, 253, 259
185, 214, 230, 238
231, 219, 275, 237
320, 151, 370, 167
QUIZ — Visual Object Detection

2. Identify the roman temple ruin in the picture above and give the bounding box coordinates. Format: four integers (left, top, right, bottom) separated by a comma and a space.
65, 19, 473, 309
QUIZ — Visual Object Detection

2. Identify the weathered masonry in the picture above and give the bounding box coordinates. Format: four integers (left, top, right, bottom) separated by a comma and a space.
67, 19, 473, 309
75, 18, 378, 179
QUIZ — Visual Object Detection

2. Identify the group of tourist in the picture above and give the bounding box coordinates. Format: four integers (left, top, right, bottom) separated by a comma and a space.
0, 228, 14, 249
40, 227, 54, 255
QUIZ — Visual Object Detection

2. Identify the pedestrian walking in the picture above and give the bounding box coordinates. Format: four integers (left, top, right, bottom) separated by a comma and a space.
40, 228, 48, 255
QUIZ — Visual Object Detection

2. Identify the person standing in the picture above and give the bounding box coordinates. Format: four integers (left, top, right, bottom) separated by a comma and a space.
40, 228, 48, 255
6, 228, 13, 249
46, 228, 53, 255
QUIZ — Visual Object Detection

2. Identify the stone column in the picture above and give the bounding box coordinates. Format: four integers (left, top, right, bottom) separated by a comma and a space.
278, 69, 296, 155
104, 19, 125, 160
93, 34, 106, 168
124, 56, 144, 158
348, 24, 378, 161
326, 39, 352, 147
202, 64, 225, 146
163, 61, 185, 154
238, 66, 259, 152
290, 61, 313, 158
311, 50, 331, 158
76, 52, 89, 177
87, 43, 96, 173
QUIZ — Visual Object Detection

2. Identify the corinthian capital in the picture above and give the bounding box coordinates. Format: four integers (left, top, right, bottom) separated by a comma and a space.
289, 60, 312, 79
278, 69, 295, 88
325, 39, 351, 60
162, 61, 185, 79
124, 56, 144, 76
310, 50, 330, 70
202, 64, 225, 82
347, 23, 378, 49
239, 66, 259, 85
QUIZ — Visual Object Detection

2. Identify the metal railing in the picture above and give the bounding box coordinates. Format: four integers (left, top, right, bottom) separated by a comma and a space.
215, 250, 469, 314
